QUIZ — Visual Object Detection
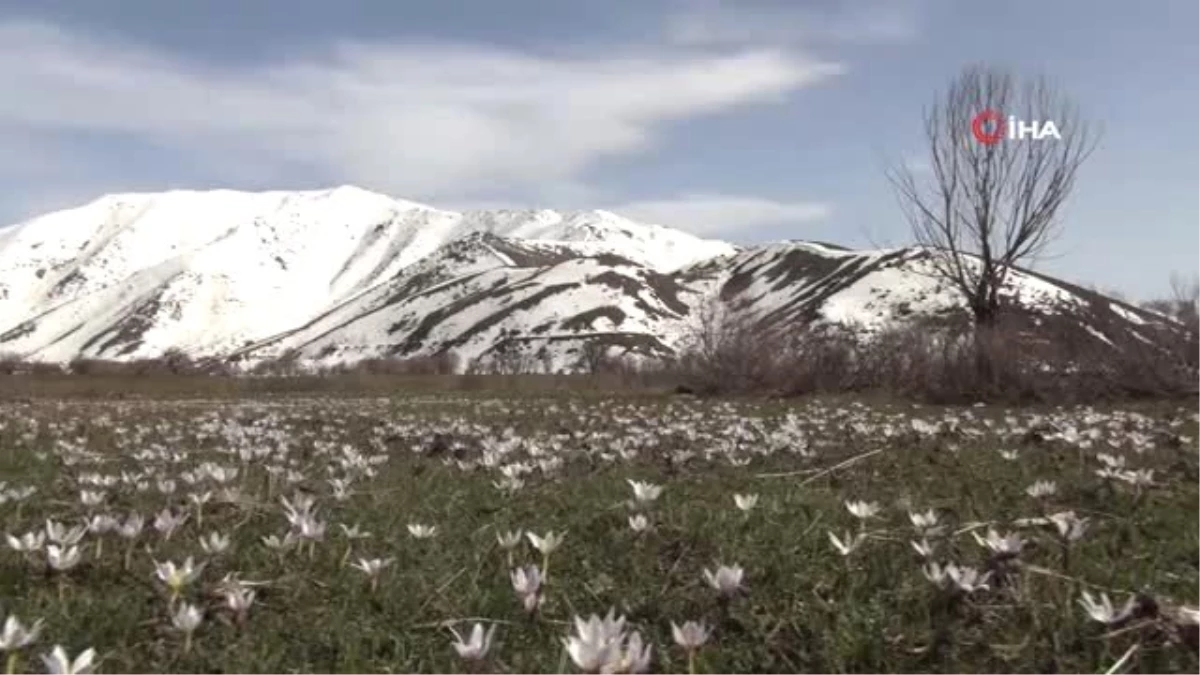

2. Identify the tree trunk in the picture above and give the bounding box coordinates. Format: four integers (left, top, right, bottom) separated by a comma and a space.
972, 320, 998, 392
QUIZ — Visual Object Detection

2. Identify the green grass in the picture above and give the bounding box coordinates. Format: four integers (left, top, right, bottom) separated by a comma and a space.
0, 393, 1196, 673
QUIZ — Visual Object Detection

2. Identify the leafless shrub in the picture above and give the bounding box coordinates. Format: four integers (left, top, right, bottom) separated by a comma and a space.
0, 352, 62, 375
1135, 274, 1198, 384
67, 357, 118, 376
328, 353, 460, 376
668, 294, 1195, 403
1143, 273, 1199, 333
669, 297, 796, 394
246, 351, 306, 377
56, 351, 229, 376
467, 349, 546, 375
0, 351, 24, 375
578, 342, 612, 375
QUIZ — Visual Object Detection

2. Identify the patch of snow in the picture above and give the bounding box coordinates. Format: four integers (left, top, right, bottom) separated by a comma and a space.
1109, 302, 1147, 326
1082, 324, 1114, 346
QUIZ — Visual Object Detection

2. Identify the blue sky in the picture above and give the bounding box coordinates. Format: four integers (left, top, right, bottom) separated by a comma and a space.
0, 0, 1195, 298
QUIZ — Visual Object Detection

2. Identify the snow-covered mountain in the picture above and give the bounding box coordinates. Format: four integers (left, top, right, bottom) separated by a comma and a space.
0, 186, 1171, 371
0, 187, 731, 364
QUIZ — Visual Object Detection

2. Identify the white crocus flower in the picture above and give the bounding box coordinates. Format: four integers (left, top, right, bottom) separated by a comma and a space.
612, 630, 653, 674
1048, 511, 1090, 542
1116, 469, 1155, 489
844, 500, 881, 520
910, 538, 935, 558
223, 586, 257, 623
671, 620, 709, 674
154, 557, 206, 599
510, 564, 543, 612
733, 493, 759, 512
449, 622, 496, 662
40, 645, 95, 675
199, 532, 231, 555
188, 491, 214, 507
945, 564, 992, 594
508, 566, 541, 601
46, 545, 82, 572
0, 613, 43, 650
296, 515, 327, 545
78, 491, 105, 508
527, 529, 567, 583
407, 523, 437, 540
626, 480, 663, 505
5, 531, 45, 553
338, 523, 372, 540
281, 494, 316, 528
1078, 590, 1137, 625
86, 515, 117, 536
828, 530, 867, 557
908, 509, 943, 537
564, 610, 627, 673
172, 603, 203, 653
172, 603, 203, 633
262, 531, 297, 551
496, 530, 523, 550
116, 514, 144, 540
526, 531, 565, 555
153, 509, 188, 540
702, 564, 744, 596
972, 528, 1024, 559
923, 562, 950, 588
1025, 480, 1057, 499
44, 521, 86, 547
671, 620, 709, 650
351, 557, 394, 592
628, 514, 650, 533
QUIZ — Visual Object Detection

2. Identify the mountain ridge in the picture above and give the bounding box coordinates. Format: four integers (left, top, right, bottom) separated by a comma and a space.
0, 186, 1171, 371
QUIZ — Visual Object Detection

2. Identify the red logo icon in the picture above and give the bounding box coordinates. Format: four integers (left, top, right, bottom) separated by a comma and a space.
971, 109, 1006, 145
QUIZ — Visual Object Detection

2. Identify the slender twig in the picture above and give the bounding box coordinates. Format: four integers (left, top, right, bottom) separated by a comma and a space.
1021, 564, 1134, 594
1099, 620, 1157, 641
756, 448, 883, 484
410, 617, 520, 630
413, 566, 468, 615
1104, 641, 1139, 674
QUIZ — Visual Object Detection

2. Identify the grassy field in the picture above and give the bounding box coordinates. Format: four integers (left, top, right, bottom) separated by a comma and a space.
0, 388, 1196, 673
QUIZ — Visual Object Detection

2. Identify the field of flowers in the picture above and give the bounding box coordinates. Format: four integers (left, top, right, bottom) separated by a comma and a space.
0, 392, 1196, 673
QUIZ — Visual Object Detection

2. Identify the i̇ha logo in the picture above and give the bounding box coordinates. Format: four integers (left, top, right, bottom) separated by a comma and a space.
971, 109, 1062, 145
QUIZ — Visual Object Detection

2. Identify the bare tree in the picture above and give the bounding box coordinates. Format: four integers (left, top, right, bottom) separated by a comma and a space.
1144, 272, 1200, 329
887, 65, 1099, 328
1169, 273, 1199, 329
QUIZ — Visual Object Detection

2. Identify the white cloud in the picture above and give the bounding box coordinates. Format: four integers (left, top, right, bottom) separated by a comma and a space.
0, 20, 843, 219
608, 193, 831, 236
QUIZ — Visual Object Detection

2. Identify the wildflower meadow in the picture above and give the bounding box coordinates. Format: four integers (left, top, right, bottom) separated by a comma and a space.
0, 392, 1196, 673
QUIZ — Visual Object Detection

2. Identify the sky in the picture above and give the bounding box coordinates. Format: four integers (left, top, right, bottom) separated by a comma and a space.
0, 0, 1195, 299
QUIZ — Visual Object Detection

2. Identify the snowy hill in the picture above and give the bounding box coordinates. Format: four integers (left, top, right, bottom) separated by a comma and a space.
0, 187, 731, 364
0, 187, 1170, 371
